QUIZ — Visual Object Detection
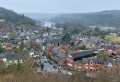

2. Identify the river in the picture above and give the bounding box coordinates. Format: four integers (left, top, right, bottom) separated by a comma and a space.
43, 22, 53, 28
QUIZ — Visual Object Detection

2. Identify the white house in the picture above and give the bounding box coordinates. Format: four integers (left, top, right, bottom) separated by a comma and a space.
0, 19, 5, 22
43, 32, 49, 37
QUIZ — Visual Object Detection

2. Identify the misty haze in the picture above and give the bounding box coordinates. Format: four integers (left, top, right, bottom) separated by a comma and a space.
0, 0, 120, 82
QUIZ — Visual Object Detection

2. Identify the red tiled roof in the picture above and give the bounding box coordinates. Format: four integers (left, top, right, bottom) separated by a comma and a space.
5, 44, 12, 50
58, 48, 66, 54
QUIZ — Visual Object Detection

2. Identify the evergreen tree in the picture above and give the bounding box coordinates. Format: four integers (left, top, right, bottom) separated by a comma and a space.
0, 44, 4, 54
78, 45, 86, 50
70, 41, 75, 47
19, 40, 25, 51
95, 27, 100, 32
16, 61, 22, 72
100, 36, 105, 40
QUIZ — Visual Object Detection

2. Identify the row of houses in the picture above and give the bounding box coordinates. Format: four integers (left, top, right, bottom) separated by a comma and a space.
48, 45, 120, 72
0, 53, 28, 65
44, 33, 120, 72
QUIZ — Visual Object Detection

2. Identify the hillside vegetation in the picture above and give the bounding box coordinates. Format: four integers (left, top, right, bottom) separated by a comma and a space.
51, 10, 120, 27
0, 7, 36, 27
0, 61, 120, 82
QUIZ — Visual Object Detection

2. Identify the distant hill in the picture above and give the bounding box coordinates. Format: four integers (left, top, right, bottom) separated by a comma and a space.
0, 7, 36, 27
51, 10, 120, 27
24, 13, 60, 21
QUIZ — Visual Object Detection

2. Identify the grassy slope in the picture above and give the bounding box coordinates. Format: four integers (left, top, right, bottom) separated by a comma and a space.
105, 35, 120, 42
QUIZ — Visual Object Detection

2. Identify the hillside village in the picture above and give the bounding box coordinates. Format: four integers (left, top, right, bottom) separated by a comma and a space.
1, 19, 120, 78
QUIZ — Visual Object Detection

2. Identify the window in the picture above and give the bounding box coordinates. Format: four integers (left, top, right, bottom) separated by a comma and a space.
86, 64, 88, 67
90, 60, 93, 64
90, 65, 92, 67
79, 69, 81, 71
79, 66, 81, 69
75, 64, 77, 67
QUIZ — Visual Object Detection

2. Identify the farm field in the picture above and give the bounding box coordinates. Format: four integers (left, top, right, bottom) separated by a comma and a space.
105, 35, 120, 42
89, 26, 116, 32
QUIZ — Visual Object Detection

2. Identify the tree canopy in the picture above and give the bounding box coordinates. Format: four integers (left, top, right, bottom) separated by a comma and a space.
51, 10, 120, 28
19, 41, 25, 51
0, 44, 4, 54
62, 33, 71, 43
97, 52, 112, 61
70, 41, 75, 47
0, 7, 36, 27
77, 45, 86, 50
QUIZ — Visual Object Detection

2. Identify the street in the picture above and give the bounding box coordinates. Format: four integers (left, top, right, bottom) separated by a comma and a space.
40, 52, 58, 73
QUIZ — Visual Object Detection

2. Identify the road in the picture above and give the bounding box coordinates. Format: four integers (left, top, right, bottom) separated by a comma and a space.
10, 22, 16, 30
44, 62, 57, 72
40, 52, 58, 73
39, 51, 69, 74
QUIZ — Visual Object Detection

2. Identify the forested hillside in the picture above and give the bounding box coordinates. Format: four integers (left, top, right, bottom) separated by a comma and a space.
51, 10, 120, 27
0, 7, 36, 27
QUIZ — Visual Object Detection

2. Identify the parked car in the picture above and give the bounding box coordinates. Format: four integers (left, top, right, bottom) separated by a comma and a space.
45, 61, 47, 63
53, 66, 57, 69
44, 56, 46, 59
48, 61, 52, 65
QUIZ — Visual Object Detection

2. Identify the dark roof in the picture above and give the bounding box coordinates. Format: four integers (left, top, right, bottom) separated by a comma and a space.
117, 52, 120, 55
82, 58, 103, 64
96, 42, 101, 46
70, 51, 95, 58
108, 41, 116, 44
112, 47, 117, 51
0, 33, 7, 36
100, 39, 106, 43
86, 39, 93, 43
78, 40, 82, 44
30, 48, 34, 52
54, 51, 65, 59
4, 53, 27, 60
45, 39, 61, 43
100, 45, 107, 49
109, 46, 113, 50
82, 58, 116, 66
104, 60, 116, 66
68, 47, 75, 50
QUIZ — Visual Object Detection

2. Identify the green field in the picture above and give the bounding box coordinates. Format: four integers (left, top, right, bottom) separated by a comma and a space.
89, 26, 116, 32
105, 35, 120, 42
89, 26, 115, 29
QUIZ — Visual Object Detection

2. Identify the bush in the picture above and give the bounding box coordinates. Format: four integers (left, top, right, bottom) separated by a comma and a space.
97, 53, 112, 61
78, 45, 86, 50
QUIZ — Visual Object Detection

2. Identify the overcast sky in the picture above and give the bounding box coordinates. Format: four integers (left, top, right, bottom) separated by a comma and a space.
0, 0, 120, 13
